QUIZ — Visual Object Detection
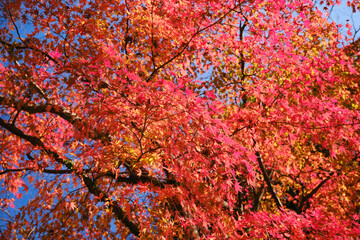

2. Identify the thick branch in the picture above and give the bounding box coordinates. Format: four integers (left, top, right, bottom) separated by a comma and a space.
105, 171, 179, 188
0, 117, 141, 237
255, 152, 283, 210
299, 173, 333, 213
251, 171, 272, 212
251, 185, 265, 212
0, 168, 80, 175
0, 117, 74, 169
82, 175, 140, 237
0, 95, 109, 141
0, 39, 58, 64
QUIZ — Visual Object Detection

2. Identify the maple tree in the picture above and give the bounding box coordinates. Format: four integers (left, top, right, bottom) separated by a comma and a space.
1, 0, 360, 239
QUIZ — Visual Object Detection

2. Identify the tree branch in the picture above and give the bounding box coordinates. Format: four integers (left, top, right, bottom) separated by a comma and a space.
255, 152, 283, 210
0, 168, 91, 175
299, 173, 333, 213
104, 171, 179, 188
0, 94, 109, 141
0, 39, 58, 64
145, 4, 240, 82
82, 175, 140, 237
0, 117, 74, 169
251, 185, 265, 212
0, 117, 141, 237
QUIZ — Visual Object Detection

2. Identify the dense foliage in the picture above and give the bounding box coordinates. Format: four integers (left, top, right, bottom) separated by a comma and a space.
1, 0, 360, 239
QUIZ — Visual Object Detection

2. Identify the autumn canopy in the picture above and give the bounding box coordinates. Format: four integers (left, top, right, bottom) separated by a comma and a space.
1, 0, 360, 239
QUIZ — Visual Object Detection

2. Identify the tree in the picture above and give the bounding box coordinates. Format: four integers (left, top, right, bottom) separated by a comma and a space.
1, 0, 360, 238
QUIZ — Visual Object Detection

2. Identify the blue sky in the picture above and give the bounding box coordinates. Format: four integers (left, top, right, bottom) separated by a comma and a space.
323, 0, 360, 40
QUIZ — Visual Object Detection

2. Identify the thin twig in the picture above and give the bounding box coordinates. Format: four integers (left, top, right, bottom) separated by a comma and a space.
146, 4, 240, 82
